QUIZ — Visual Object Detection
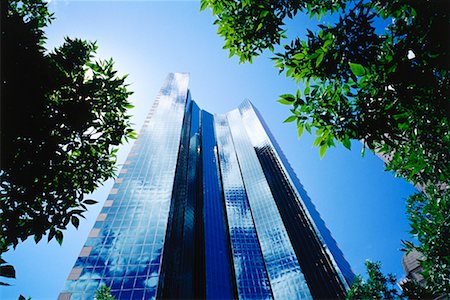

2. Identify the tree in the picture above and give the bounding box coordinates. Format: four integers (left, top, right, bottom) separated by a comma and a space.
200, 0, 448, 186
400, 279, 436, 299
201, 0, 449, 294
347, 259, 444, 299
95, 285, 115, 300
1, 0, 135, 258
347, 261, 401, 299
403, 187, 450, 295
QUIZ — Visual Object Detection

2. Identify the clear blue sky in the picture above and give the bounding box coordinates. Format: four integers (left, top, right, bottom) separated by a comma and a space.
1, 1, 416, 299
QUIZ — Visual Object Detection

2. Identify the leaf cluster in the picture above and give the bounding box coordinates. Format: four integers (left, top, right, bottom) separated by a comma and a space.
402, 186, 450, 295
346, 261, 401, 299
0, 0, 135, 256
200, 0, 344, 63
0, 258, 15, 286
347, 256, 447, 299
202, 0, 449, 183
202, 0, 450, 295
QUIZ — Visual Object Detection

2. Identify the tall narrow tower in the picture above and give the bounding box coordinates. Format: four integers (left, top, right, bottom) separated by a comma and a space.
59, 73, 354, 300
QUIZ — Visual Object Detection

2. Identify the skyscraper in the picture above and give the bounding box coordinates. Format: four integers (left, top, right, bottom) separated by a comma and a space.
59, 73, 354, 300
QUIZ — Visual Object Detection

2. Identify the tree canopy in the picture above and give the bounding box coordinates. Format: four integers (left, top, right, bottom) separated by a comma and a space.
201, 0, 449, 296
347, 260, 441, 299
347, 261, 401, 299
201, 0, 449, 186
1, 0, 135, 260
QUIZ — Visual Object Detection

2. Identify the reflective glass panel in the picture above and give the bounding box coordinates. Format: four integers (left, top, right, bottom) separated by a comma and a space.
227, 109, 312, 300
215, 115, 272, 300
60, 73, 190, 300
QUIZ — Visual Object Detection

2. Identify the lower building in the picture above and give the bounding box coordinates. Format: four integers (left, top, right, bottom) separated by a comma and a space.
398, 250, 447, 299
59, 73, 355, 300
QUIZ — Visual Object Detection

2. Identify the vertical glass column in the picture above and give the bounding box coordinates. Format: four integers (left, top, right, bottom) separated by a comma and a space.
238, 100, 352, 296
185, 102, 205, 298
59, 73, 190, 300
214, 115, 272, 300
157, 99, 205, 299
202, 111, 235, 299
227, 109, 312, 300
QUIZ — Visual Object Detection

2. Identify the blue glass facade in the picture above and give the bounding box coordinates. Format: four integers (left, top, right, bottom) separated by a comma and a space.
214, 114, 272, 300
202, 112, 235, 299
59, 73, 354, 300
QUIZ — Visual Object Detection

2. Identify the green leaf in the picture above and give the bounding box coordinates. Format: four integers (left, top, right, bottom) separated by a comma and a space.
71, 216, 80, 228
286, 67, 295, 77
313, 135, 323, 147
305, 123, 311, 133
48, 227, 56, 242
309, 51, 320, 60
260, 10, 269, 18
323, 38, 333, 48
349, 62, 366, 76
0, 282, 11, 286
200, 0, 208, 11
293, 53, 304, 60
34, 233, 43, 243
279, 93, 296, 102
277, 98, 294, 105
83, 199, 98, 205
128, 131, 138, 139
283, 116, 297, 123
319, 144, 327, 158
55, 230, 63, 246
304, 86, 310, 95
70, 209, 85, 216
316, 52, 324, 67
0, 265, 16, 278
342, 138, 351, 150
297, 124, 304, 138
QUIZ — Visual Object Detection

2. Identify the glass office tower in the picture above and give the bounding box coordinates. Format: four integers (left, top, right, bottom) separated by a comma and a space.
59, 73, 354, 300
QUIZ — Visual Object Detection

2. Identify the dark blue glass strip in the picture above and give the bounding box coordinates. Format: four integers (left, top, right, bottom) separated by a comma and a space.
201, 111, 235, 299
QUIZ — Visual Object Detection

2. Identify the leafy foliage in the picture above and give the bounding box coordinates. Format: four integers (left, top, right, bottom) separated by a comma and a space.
201, 0, 450, 295
403, 186, 450, 295
200, 0, 344, 63
95, 285, 115, 300
202, 0, 449, 186
400, 279, 436, 300
347, 261, 401, 299
347, 258, 446, 299
0, 258, 15, 286
1, 0, 134, 257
